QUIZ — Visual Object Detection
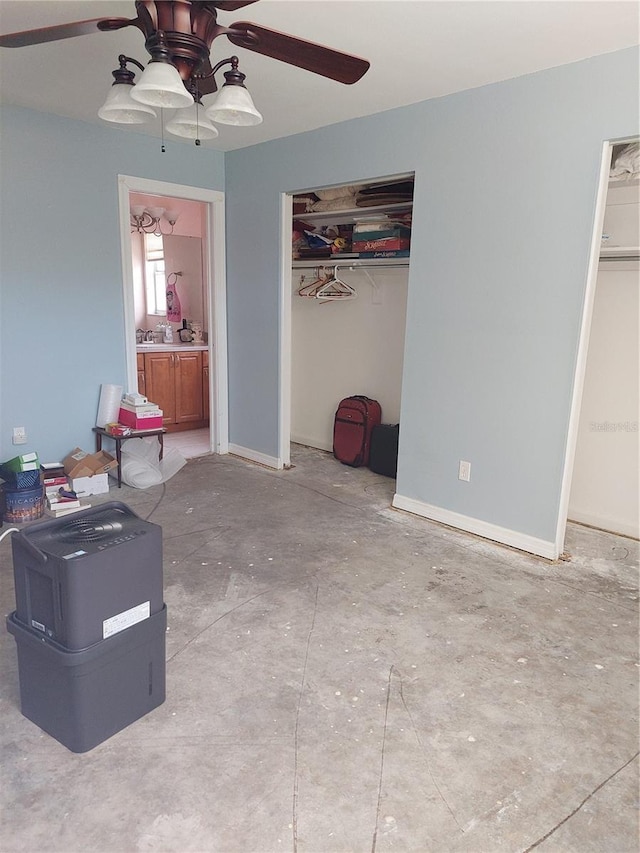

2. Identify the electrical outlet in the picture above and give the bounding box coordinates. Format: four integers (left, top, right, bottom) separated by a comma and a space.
458, 460, 471, 482
12, 426, 27, 445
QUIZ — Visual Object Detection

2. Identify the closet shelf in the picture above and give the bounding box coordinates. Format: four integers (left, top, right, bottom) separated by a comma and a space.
295, 201, 412, 226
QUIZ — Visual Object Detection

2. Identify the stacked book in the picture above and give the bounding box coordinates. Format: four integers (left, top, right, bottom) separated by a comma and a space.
45, 482, 90, 518
118, 394, 163, 430
40, 461, 66, 478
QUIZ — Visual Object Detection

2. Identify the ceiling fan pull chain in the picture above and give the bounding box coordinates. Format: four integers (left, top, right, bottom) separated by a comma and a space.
195, 80, 201, 147
161, 107, 166, 153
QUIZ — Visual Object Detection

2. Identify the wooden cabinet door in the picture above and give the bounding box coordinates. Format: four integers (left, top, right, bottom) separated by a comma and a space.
174, 351, 203, 424
144, 352, 176, 425
202, 365, 209, 423
137, 353, 146, 396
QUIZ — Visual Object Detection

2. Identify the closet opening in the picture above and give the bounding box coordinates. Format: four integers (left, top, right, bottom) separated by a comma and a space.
280, 174, 415, 477
558, 139, 639, 554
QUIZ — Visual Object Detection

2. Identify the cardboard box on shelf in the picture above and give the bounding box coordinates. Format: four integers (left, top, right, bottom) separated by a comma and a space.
352, 236, 411, 253
351, 225, 411, 240
357, 249, 411, 259
118, 408, 163, 430
63, 448, 118, 479
70, 473, 110, 497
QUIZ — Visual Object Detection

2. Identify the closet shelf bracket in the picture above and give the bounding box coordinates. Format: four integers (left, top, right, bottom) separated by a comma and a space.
336, 264, 383, 304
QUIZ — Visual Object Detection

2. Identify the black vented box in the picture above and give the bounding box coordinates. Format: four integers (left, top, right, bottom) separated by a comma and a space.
7, 605, 166, 753
369, 423, 400, 478
11, 501, 163, 649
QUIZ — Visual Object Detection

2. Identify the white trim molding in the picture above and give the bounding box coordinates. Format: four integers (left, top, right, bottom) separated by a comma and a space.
117, 174, 228, 454
392, 493, 558, 560
278, 191, 293, 469
228, 444, 282, 470
567, 511, 639, 542
554, 141, 614, 558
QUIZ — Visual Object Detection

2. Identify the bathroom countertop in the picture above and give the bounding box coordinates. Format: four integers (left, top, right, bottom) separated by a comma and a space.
136, 344, 208, 352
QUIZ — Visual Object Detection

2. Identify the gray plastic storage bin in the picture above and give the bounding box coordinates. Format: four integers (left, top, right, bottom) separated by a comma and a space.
11, 501, 163, 649
7, 605, 166, 753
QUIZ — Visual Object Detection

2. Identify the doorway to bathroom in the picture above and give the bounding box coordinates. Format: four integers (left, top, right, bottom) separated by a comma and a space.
117, 174, 229, 459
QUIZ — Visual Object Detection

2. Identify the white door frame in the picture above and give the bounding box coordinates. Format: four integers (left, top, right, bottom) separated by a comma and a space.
117, 174, 229, 454
278, 191, 294, 468
554, 140, 614, 556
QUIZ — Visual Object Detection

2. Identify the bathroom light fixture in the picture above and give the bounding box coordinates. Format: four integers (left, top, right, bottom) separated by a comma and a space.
130, 206, 179, 235
99, 37, 261, 145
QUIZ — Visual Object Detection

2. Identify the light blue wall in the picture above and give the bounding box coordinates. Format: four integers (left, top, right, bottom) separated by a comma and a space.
0, 107, 224, 462
1, 50, 637, 544
224, 48, 639, 543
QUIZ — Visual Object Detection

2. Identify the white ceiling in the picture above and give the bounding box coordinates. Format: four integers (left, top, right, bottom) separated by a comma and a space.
0, 0, 638, 152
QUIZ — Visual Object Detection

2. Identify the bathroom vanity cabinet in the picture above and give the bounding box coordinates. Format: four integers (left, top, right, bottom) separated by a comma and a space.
137, 347, 209, 432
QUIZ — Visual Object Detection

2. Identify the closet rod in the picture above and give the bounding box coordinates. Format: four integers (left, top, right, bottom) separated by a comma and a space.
293, 262, 410, 272
599, 254, 640, 262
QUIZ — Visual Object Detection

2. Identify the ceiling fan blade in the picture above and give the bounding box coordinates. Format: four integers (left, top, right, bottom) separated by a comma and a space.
226, 22, 370, 84
214, 1, 261, 10
0, 18, 135, 48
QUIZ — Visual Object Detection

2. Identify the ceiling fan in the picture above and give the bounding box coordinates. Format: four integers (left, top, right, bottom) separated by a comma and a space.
0, 1, 370, 139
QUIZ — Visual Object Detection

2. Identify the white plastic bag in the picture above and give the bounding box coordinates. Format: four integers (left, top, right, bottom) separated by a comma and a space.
114, 437, 187, 489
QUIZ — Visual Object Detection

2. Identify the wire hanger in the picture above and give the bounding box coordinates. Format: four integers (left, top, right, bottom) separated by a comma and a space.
315, 265, 357, 301
297, 267, 331, 298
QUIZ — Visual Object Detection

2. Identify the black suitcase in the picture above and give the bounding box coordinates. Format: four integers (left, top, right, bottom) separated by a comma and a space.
369, 424, 399, 478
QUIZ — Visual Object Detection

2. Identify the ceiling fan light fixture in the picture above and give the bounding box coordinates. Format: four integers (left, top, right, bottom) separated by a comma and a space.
206, 85, 262, 126
2, 8, 372, 143
98, 56, 158, 125
98, 83, 157, 124
130, 59, 194, 109
205, 59, 262, 127
166, 102, 219, 140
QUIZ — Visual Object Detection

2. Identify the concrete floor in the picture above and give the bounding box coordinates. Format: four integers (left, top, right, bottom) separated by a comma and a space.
1, 444, 638, 853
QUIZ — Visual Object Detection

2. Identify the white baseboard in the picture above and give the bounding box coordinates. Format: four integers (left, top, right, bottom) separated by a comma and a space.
228, 444, 282, 470
568, 510, 639, 540
392, 493, 558, 559
291, 433, 332, 452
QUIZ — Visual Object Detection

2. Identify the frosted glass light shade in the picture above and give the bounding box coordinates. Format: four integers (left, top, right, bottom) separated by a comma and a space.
130, 61, 194, 109
166, 103, 219, 139
205, 84, 262, 126
98, 83, 157, 124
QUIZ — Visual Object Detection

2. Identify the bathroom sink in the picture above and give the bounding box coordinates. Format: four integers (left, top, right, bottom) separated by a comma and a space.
137, 342, 205, 349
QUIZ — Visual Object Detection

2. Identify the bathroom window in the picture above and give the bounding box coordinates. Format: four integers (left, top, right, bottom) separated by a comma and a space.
144, 233, 166, 316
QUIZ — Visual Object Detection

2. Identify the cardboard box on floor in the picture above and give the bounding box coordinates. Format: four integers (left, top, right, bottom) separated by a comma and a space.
70, 472, 110, 497
63, 447, 118, 480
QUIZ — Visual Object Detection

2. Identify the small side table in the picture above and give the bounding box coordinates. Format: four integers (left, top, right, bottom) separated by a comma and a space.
93, 426, 166, 489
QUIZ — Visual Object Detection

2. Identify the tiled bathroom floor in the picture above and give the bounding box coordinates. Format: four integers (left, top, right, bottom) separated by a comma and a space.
163, 427, 210, 459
